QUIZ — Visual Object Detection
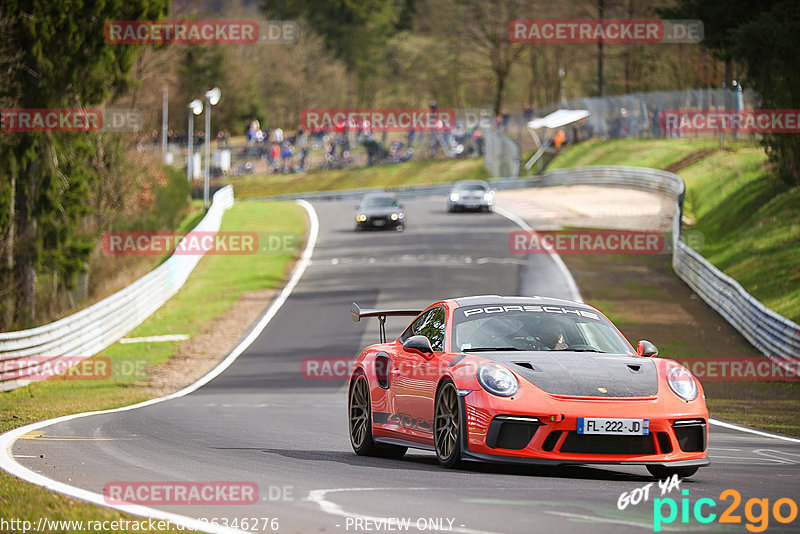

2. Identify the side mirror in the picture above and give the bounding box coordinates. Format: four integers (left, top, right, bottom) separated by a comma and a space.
403, 335, 433, 355
637, 340, 658, 358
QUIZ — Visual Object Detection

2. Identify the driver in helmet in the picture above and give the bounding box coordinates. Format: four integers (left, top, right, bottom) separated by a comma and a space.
538, 317, 568, 350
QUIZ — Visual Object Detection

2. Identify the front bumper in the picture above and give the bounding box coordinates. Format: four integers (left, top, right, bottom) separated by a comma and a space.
459, 391, 709, 466
356, 217, 403, 229
450, 199, 492, 210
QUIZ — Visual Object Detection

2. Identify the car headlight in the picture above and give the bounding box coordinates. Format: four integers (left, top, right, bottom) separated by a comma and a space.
356, 214, 367, 222
477, 362, 518, 397
667, 366, 698, 401
450, 193, 460, 201
484, 191, 494, 201
390, 213, 399, 221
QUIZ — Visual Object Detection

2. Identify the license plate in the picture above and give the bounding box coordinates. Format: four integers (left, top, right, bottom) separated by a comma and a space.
577, 417, 649, 435
373, 220, 386, 226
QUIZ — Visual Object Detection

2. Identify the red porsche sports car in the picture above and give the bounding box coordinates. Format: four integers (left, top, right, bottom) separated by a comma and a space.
348, 296, 709, 478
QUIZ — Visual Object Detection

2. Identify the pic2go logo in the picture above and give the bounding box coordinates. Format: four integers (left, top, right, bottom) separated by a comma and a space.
654, 489, 798, 532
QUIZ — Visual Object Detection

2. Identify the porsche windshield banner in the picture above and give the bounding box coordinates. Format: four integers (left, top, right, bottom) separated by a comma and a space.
457, 305, 600, 321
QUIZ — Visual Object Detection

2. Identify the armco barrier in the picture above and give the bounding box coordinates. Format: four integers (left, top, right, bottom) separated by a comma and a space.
258, 176, 536, 202
534, 166, 800, 373
0, 185, 235, 391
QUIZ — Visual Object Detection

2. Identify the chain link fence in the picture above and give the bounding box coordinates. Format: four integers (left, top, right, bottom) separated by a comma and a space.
493, 87, 762, 170
550, 87, 759, 140
484, 130, 520, 177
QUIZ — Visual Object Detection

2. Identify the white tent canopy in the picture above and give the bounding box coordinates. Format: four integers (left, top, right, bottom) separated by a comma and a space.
525, 109, 590, 170
527, 109, 590, 130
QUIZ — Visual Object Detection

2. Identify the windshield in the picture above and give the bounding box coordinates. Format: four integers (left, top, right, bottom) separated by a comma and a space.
453, 305, 634, 354
360, 197, 398, 208
456, 184, 487, 192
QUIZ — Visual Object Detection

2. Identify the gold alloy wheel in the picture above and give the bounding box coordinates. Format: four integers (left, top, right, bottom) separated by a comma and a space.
349, 374, 370, 448
435, 382, 460, 461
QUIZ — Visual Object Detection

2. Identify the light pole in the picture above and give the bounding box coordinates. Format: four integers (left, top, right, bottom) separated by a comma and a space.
203, 87, 221, 209
187, 99, 203, 183
161, 86, 169, 161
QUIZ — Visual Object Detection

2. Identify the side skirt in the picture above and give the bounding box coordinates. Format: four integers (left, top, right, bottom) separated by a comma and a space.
374, 436, 435, 451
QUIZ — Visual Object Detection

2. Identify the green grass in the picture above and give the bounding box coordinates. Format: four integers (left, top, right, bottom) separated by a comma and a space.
547, 138, 720, 170
679, 149, 800, 322
0, 200, 306, 531
220, 157, 489, 199
99, 200, 306, 381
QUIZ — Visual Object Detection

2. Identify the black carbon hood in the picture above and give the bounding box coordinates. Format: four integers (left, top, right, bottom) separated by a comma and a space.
478, 352, 658, 397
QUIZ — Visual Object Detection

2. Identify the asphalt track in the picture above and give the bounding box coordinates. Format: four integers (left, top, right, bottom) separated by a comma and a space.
7, 197, 800, 534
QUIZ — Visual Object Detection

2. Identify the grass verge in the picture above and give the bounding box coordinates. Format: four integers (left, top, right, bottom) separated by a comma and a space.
547, 138, 721, 170
0, 200, 307, 531
679, 149, 800, 322
219, 157, 489, 199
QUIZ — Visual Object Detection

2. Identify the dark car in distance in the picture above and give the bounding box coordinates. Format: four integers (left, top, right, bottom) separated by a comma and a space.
354, 193, 406, 232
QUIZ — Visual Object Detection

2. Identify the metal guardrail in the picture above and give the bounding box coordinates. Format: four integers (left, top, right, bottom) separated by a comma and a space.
536, 165, 800, 372
256, 176, 537, 203
0, 185, 235, 391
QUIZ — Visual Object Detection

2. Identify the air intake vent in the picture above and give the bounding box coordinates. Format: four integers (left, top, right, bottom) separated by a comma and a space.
672, 419, 707, 452
656, 432, 673, 454
542, 431, 562, 451
560, 432, 656, 454
486, 416, 541, 450
375, 353, 390, 389
514, 362, 535, 370
627, 364, 641, 372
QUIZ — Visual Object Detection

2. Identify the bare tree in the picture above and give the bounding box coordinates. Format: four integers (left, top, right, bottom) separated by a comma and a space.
456, 0, 528, 115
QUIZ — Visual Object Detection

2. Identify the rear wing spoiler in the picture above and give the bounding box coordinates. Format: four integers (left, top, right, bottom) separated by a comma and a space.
351, 302, 422, 343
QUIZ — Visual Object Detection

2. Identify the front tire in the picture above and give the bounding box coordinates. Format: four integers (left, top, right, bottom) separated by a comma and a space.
434, 380, 463, 468
646, 465, 700, 480
349, 372, 407, 458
